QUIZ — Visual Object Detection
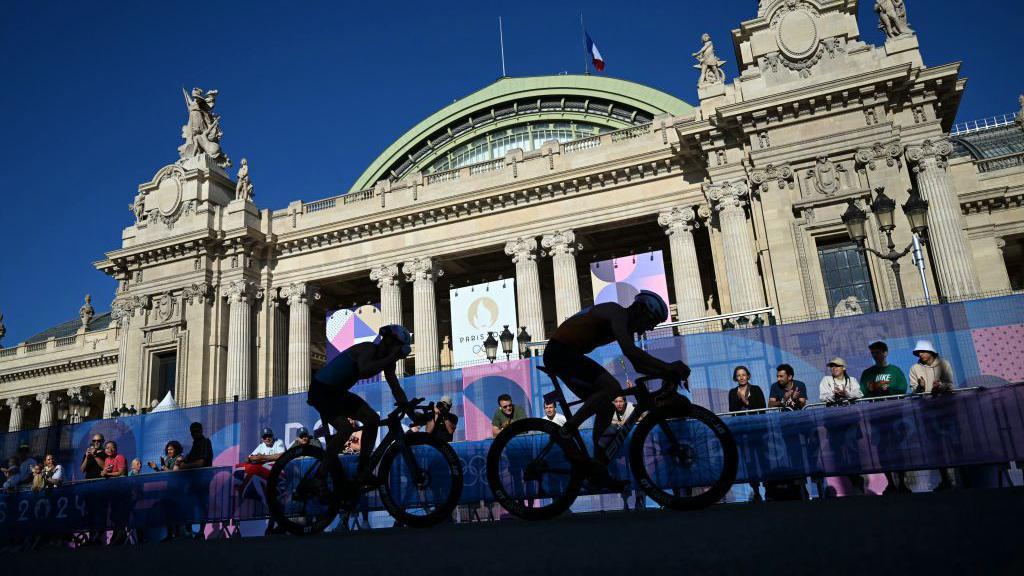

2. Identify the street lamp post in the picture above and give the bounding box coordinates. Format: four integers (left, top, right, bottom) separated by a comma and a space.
841, 186, 930, 308
483, 332, 499, 363
516, 326, 531, 359
498, 325, 514, 362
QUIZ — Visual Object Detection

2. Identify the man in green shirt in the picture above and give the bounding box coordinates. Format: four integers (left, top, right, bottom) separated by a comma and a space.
859, 341, 908, 397
860, 340, 911, 494
491, 393, 527, 437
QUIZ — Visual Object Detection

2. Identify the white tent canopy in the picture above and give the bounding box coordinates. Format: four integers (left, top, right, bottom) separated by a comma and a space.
151, 391, 179, 413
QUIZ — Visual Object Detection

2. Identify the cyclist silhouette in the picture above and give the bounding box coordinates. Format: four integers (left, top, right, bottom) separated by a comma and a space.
543, 291, 690, 484
308, 324, 414, 485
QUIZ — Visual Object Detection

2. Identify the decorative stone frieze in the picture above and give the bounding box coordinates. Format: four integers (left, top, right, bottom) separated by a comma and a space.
855, 140, 903, 171
905, 139, 954, 172
750, 164, 795, 190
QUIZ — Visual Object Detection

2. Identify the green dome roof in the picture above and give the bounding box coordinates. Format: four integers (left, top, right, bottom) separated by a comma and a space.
349, 75, 694, 192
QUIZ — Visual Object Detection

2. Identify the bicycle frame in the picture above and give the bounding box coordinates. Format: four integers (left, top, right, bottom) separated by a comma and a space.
328, 402, 429, 483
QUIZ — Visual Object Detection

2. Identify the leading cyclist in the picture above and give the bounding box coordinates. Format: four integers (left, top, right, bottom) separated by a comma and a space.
543, 291, 691, 484
307, 324, 414, 485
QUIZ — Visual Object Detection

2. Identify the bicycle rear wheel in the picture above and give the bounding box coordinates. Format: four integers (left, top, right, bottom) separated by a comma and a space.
378, 432, 464, 527
629, 404, 737, 511
267, 445, 346, 535
486, 418, 585, 520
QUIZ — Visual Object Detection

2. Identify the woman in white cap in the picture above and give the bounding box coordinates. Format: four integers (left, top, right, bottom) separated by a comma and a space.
908, 340, 955, 394
818, 357, 862, 404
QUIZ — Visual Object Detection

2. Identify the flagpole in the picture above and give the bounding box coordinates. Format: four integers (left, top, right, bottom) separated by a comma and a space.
499, 16, 507, 78
581, 13, 590, 75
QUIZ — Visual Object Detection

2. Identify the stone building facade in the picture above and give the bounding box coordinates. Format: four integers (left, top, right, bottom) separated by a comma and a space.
1, 0, 1022, 430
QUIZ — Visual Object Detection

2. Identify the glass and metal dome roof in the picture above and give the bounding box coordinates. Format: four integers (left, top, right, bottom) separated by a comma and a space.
349, 75, 694, 192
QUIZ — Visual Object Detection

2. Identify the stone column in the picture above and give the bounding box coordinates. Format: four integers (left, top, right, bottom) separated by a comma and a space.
280, 282, 320, 394
706, 182, 766, 312
99, 381, 117, 419
403, 258, 443, 374
542, 230, 582, 323
371, 264, 405, 374
66, 387, 82, 424
658, 206, 707, 322
6, 398, 23, 432
504, 237, 546, 341
112, 311, 131, 410
906, 139, 981, 299
224, 280, 260, 401
36, 392, 55, 428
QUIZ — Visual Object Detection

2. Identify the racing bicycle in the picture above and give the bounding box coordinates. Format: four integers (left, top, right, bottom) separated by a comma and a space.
487, 366, 737, 520
267, 398, 463, 534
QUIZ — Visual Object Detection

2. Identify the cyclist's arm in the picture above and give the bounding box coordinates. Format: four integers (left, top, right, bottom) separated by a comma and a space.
382, 365, 410, 408
352, 343, 402, 379
601, 306, 675, 377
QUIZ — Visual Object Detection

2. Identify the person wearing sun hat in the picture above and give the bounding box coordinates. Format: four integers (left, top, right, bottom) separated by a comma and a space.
908, 340, 955, 394
818, 357, 863, 403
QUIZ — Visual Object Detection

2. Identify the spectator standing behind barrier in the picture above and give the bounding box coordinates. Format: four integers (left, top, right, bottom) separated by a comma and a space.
769, 364, 808, 410
148, 441, 184, 472
342, 418, 363, 455
860, 341, 908, 397
818, 358, 862, 403
910, 340, 959, 491
425, 396, 459, 443
728, 366, 767, 502
491, 393, 527, 437
15, 444, 37, 489
859, 341, 910, 494
611, 396, 635, 428
249, 427, 286, 466
3, 456, 21, 491
909, 340, 955, 395
128, 459, 143, 476
288, 427, 323, 450
41, 454, 63, 488
81, 433, 106, 479
100, 441, 127, 478
543, 400, 567, 426
178, 422, 213, 470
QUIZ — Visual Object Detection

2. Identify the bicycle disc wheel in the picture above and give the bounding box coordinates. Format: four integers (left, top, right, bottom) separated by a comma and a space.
486, 418, 584, 521
267, 444, 345, 535
377, 432, 464, 527
629, 404, 737, 511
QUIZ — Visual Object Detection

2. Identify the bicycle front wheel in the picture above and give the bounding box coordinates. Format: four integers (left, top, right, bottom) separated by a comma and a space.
267, 444, 345, 535
378, 432, 464, 527
486, 418, 584, 520
629, 404, 738, 511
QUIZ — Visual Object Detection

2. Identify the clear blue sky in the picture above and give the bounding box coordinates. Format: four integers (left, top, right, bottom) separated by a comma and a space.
0, 0, 1021, 345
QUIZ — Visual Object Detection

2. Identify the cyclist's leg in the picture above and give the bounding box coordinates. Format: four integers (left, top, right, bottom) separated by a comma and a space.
345, 394, 380, 481
564, 372, 619, 463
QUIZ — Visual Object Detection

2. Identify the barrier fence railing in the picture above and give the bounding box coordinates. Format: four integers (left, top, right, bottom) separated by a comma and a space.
4, 384, 1024, 540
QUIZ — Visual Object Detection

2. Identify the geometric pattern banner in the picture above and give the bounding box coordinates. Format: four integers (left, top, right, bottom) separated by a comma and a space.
326, 304, 383, 362
590, 250, 670, 316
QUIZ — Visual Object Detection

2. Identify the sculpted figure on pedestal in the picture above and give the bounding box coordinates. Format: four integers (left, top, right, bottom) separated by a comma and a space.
80, 295, 95, 328
834, 296, 864, 317
693, 33, 726, 87
875, 0, 912, 39
235, 158, 254, 201
177, 87, 231, 168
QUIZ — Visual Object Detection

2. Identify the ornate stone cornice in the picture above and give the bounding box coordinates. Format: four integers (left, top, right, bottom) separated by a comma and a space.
370, 264, 402, 288
0, 354, 118, 384
704, 181, 751, 211
658, 206, 699, 234
402, 257, 443, 282
855, 140, 903, 171
541, 230, 578, 256
504, 237, 539, 263
280, 282, 321, 306
222, 280, 263, 304
111, 294, 150, 320
749, 164, 794, 190
905, 139, 954, 172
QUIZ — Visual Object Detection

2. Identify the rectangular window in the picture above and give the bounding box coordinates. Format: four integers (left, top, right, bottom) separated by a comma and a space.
1004, 236, 1024, 291
152, 351, 177, 403
817, 239, 877, 316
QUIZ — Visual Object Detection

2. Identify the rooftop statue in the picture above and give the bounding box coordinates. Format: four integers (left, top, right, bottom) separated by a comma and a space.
177, 87, 231, 168
693, 33, 726, 87
80, 294, 95, 328
875, 0, 913, 39
236, 158, 254, 201
0, 311, 6, 346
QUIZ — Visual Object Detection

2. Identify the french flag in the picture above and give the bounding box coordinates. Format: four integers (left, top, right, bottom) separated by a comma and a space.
585, 32, 605, 72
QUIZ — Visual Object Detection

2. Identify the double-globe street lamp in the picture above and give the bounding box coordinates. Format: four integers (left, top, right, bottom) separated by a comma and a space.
841, 186, 931, 308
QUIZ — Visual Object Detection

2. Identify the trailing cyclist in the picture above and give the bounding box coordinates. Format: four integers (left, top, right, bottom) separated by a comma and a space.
307, 324, 414, 486
543, 290, 691, 484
